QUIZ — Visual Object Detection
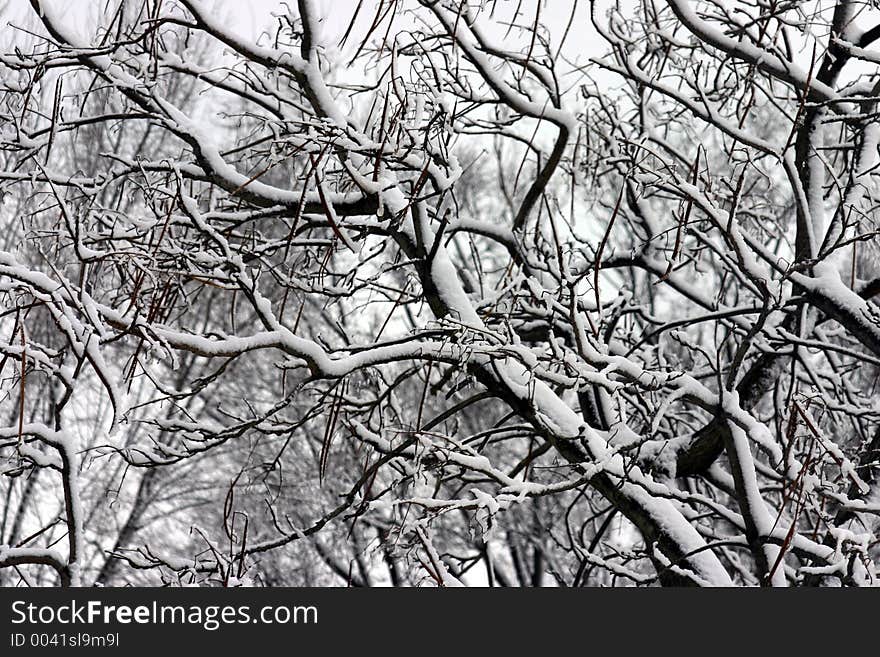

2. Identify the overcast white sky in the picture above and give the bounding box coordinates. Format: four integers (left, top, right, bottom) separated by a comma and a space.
0, 0, 618, 118
1, 0, 604, 61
